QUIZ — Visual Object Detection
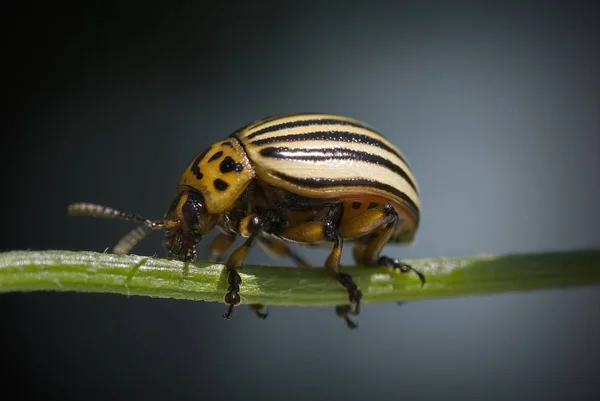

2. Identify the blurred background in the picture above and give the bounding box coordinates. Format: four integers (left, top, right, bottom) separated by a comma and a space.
2, 1, 600, 400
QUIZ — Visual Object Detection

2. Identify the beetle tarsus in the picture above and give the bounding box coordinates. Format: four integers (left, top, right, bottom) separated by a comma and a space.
222, 304, 234, 319
249, 303, 269, 320
378, 256, 426, 286
335, 305, 359, 330
337, 271, 363, 314
223, 269, 242, 319
344, 316, 359, 330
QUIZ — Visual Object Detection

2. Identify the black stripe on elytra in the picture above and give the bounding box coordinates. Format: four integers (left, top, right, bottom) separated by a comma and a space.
208, 150, 223, 162
260, 147, 417, 193
190, 147, 211, 180
221, 141, 233, 148
251, 130, 409, 167
220, 156, 244, 173
274, 173, 420, 220
245, 118, 377, 141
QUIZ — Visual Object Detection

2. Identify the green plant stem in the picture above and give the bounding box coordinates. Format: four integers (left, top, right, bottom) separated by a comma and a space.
0, 249, 599, 306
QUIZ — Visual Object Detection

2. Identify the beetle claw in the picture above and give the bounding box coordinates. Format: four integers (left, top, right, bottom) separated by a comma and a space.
335, 304, 359, 330
344, 316, 359, 330
379, 256, 426, 286
222, 303, 234, 319
249, 304, 269, 320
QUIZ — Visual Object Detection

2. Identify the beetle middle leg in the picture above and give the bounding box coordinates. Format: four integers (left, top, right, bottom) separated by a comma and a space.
258, 235, 312, 269
244, 235, 313, 319
341, 203, 425, 285
209, 231, 237, 262
279, 203, 363, 329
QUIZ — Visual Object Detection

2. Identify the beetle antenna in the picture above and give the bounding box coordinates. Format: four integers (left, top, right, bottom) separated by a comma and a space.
113, 225, 153, 255
67, 202, 164, 229
68, 202, 164, 254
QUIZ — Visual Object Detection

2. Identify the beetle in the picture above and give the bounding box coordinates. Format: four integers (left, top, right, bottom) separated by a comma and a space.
68, 113, 425, 328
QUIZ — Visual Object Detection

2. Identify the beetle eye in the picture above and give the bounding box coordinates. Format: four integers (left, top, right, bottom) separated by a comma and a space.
181, 201, 197, 228
181, 191, 205, 229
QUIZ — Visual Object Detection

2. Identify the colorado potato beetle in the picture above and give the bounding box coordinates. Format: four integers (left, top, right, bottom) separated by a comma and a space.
68, 113, 425, 328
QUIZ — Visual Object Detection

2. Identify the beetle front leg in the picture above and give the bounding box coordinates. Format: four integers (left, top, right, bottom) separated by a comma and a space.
222, 211, 286, 320
222, 214, 264, 320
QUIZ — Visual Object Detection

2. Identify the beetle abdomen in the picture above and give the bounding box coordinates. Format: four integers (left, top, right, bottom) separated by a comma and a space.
234, 114, 420, 228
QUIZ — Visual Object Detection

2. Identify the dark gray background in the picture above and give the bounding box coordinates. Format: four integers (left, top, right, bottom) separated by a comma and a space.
2, 1, 600, 400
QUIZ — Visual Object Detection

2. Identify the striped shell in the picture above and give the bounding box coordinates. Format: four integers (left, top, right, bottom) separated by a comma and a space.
233, 114, 420, 227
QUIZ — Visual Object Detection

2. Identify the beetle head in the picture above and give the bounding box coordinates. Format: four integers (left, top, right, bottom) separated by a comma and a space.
67, 190, 216, 261
163, 189, 218, 261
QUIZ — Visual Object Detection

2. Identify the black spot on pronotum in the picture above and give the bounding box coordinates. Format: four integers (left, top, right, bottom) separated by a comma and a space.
351, 202, 361, 209
190, 147, 210, 180
368, 202, 379, 209
220, 156, 244, 173
208, 151, 224, 162
214, 179, 229, 191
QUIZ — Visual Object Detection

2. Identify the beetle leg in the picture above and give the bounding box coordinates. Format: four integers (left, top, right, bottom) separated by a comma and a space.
243, 233, 313, 321
212, 231, 275, 318
278, 204, 363, 329
222, 211, 283, 320
257, 235, 312, 269
222, 214, 262, 320
342, 204, 425, 285
340, 203, 397, 240
209, 231, 237, 262
248, 303, 269, 320
222, 233, 258, 320
325, 228, 363, 329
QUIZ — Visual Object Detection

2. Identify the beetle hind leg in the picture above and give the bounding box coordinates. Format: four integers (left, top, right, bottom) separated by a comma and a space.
325, 228, 362, 319
376, 256, 426, 285
346, 203, 425, 286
